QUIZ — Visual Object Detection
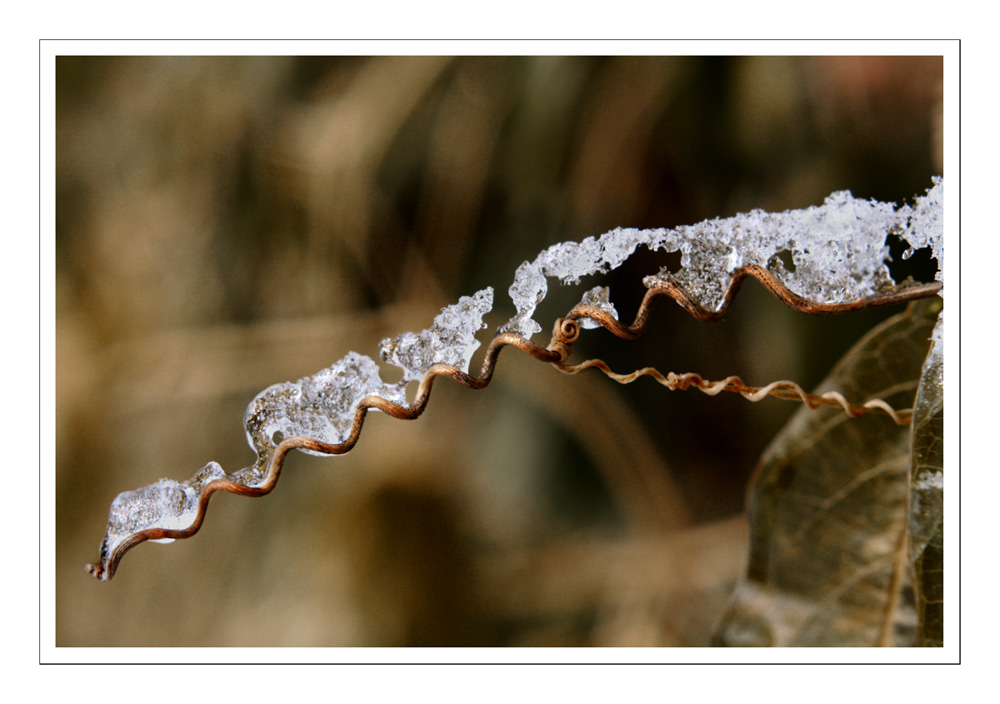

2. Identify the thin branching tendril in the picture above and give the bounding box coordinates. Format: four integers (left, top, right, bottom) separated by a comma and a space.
544, 274, 941, 426
553, 360, 912, 425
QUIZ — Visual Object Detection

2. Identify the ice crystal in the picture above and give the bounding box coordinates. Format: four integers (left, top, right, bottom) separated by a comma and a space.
380, 288, 493, 382
101, 461, 226, 557
502, 228, 659, 338
913, 469, 944, 491
93, 289, 495, 571
244, 351, 409, 458
246, 288, 493, 459
504, 262, 548, 337
901, 176, 944, 286
501, 179, 943, 337
577, 285, 619, 329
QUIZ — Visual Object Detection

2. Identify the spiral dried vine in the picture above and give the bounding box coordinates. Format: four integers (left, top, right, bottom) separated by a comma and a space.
546, 279, 941, 426
86, 332, 560, 581
86, 178, 943, 581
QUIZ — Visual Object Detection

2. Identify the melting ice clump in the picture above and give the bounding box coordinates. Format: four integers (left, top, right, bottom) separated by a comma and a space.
380, 288, 493, 381
94, 289, 496, 572
245, 287, 494, 459
503, 228, 656, 338
902, 176, 944, 285
244, 351, 409, 459
102, 461, 226, 557
502, 178, 943, 338
578, 286, 619, 329
101, 288, 493, 565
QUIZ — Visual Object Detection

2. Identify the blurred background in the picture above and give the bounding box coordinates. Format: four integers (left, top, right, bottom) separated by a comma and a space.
55, 54, 942, 647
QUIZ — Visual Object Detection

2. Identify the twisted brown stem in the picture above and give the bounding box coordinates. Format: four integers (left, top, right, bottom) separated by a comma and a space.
643, 264, 942, 323
552, 361, 913, 424
87, 263, 941, 580
543, 271, 941, 425
86, 332, 559, 581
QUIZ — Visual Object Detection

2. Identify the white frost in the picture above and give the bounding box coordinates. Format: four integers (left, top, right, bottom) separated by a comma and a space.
577, 285, 619, 329
380, 288, 493, 382
913, 469, 944, 491
901, 176, 944, 285
244, 288, 493, 459
501, 178, 944, 338
502, 227, 663, 337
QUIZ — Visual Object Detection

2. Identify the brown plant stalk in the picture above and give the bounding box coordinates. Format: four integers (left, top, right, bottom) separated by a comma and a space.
642, 264, 942, 323
551, 270, 941, 426
86, 266, 941, 580
86, 333, 560, 580
553, 360, 913, 425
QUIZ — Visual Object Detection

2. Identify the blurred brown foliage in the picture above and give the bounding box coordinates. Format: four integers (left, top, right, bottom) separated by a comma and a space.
56, 55, 942, 647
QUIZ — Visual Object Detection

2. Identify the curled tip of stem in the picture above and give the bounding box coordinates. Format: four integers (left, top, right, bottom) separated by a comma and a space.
546, 317, 581, 362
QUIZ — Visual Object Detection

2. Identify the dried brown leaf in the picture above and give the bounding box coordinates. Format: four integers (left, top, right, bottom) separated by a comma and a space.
909, 303, 944, 646
714, 300, 938, 646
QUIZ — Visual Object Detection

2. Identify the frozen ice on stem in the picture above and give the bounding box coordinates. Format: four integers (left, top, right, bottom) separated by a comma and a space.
90, 177, 944, 580
92, 288, 498, 575
503, 262, 547, 338
902, 176, 944, 286
502, 227, 667, 339
380, 288, 493, 381
654, 181, 944, 313
245, 351, 409, 458
240, 289, 493, 467
502, 178, 943, 335
102, 461, 226, 553
244, 287, 493, 459
578, 286, 619, 329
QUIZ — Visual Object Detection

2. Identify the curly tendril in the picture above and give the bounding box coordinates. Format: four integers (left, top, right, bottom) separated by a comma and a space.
86, 253, 940, 580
